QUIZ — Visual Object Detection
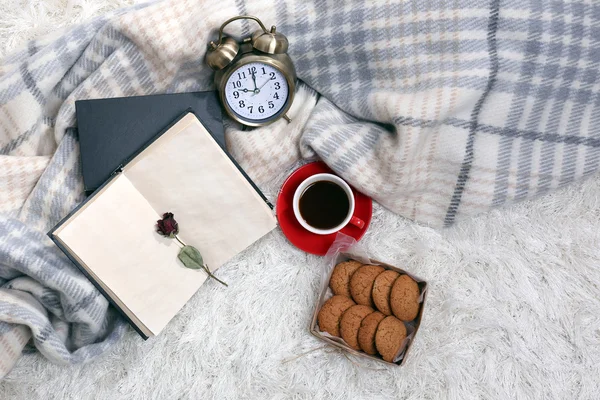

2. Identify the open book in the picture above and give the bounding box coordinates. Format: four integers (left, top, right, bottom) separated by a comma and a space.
49, 112, 277, 338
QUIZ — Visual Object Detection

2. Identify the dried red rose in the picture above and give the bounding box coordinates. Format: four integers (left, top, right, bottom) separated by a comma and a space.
156, 212, 179, 237
154, 211, 227, 286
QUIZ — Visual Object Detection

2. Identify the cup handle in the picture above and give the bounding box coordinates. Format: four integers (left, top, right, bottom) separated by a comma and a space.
349, 215, 365, 229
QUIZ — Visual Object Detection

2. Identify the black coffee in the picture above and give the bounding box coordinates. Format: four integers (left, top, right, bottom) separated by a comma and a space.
299, 181, 350, 230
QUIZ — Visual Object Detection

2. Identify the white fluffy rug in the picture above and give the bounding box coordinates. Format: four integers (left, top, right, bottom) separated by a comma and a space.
2, 1, 600, 399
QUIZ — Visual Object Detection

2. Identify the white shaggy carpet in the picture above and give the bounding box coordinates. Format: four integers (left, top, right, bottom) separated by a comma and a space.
2, 1, 600, 399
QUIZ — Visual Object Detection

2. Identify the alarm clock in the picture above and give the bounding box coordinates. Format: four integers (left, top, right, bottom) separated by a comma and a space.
205, 15, 296, 127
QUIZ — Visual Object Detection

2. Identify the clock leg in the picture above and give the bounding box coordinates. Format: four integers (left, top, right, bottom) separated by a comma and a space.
283, 114, 292, 123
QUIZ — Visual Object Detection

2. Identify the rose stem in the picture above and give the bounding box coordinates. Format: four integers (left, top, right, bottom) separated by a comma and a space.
203, 264, 228, 287
173, 235, 186, 247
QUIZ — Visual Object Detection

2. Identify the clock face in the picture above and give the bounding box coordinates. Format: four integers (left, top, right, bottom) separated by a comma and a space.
224, 62, 289, 122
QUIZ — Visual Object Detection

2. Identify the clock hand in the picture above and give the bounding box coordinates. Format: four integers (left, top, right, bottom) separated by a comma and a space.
258, 78, 270, 90
252, 78, 271, 95
251, 71, 258, 92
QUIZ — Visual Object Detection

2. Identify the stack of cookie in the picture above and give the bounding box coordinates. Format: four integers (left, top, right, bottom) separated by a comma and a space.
317, 260, 421, 362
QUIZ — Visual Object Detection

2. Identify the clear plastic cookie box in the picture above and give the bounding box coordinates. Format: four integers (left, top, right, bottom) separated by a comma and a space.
309, 234, 428, 366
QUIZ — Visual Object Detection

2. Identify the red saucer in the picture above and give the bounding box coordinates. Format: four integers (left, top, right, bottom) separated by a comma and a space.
276, 162, 372, 256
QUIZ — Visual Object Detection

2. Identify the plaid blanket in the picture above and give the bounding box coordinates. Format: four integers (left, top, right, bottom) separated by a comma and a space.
1, 0, 599, 377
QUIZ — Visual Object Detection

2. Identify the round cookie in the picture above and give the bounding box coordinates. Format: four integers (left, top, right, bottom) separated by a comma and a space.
372, 270, 400, 315
350, 265, 385, 306
357, 311, 386, 355
329, 260, 363, 297
375, 316, 407, 362
339, 305, 374, 350
317, 295, 356, 337
390, 274, 420, 321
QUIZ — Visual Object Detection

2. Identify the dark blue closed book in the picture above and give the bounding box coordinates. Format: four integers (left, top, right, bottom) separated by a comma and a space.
76, 91, 225, 194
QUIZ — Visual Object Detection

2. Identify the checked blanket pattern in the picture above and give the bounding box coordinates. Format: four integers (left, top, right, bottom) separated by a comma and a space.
1, 0, 599, 377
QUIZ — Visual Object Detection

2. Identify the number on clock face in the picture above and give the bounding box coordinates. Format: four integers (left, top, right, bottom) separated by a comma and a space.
224, 62, 289, 122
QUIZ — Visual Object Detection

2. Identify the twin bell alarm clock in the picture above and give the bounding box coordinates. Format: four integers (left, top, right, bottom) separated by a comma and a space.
205, 15, 296, 127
